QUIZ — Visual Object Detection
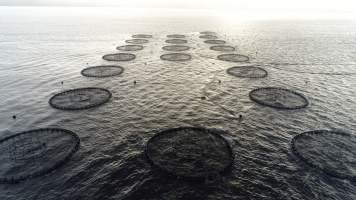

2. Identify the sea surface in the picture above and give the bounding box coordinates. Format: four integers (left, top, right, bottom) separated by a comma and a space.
0, 6, 356, 200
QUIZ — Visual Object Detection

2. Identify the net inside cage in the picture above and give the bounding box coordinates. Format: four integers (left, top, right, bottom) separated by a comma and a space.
227, 66, 267, 78
204, 40, 226, 45
210, 45, 235, 52
145, 127, 233, 179
81, 65, 124, 77
117, 45, 144, 51
162, 45, 190, 52
132, 34, 153, 39
165, 39, 188, 44
0, 128, 80, 183
49, 87, 112, 110
249, 87, 309, 109
167, 34, 186, 38
217, 54, 249, 62
103, 53, 136, 62
126, 39, 149, 44
291, 130, 356, 181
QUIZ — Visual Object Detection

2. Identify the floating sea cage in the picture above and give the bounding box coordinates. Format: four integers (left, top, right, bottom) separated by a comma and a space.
210, 45, 235, 52
227, 66, 267, 78
0, 128, 80, 184
145, 127, 234, 181
103, 53, 136, 62
200, 31, 216, 35
81, 65, 124, 78
204, 40, 226, 45
165, 39, 188, 44
117, 45, 144, 51
249, 87, 309, 110
199, 35, 218, 39
167, 34, 186, 38
162, 45, 190, 52
217, 54, 250, 63
132, 34, 153, 39
126, 39, 149, 44
160, 53, 192, 62
291, 130, 356, 182
49, 87, 112, 110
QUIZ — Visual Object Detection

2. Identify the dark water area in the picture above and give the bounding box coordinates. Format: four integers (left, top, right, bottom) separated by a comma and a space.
0, 6, 355, 200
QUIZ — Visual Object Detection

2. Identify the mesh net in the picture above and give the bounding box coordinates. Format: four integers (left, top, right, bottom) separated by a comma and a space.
126, 39, 149, 44
165, 39, 188, 44
160, 53, 192, 61
217, 54, 249, 63
199, 35, 218, 39
162, 45, 190, 52
132, 34, 153, 39
81, 65, 124, 78
204, 40, 226, 44
249, 87, 309, 110
291, 130, 356, 181
227, 66, 267, 78
117, 45, 144, 51
0, 128, 80, 184
200, 31, 216, 35
210, 45, 235, 52
167, 34, 186, 38
145, 127, 233, 179
103, 53, 136, 62
49, 87, 112, 110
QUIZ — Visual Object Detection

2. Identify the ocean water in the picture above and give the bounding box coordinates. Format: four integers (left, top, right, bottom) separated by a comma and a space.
0, 6, 356, 200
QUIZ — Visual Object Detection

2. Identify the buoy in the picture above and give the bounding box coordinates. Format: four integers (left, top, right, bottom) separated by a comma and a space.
12, 115, 16, 120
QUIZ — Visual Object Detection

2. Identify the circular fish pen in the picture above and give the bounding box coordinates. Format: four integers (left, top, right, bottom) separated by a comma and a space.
160, 53, 192, 62
125, 39, 149, 44
210, 45, 235, 52
117, 45, 144, 51
132, 34, 153, 39
227, 66, 267, 78
291, 130, 356, 181
200, 31, 216, 35
165, 39, 188, 44
0, 128, 80, 184
81, 65, 124, 78
162, 45, 190, 52
199, 35, 218, 39
204, 40, 226, 45
145, 127, 233, 180
49, 87, 112, 110
102, 53, 136, 62
217, 54, 250, 63
167, 34, 186, 38
249, 87, 309, 110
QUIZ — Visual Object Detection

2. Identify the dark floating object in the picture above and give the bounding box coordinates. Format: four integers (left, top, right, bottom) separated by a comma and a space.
200, 31, 216, 35
167, 34, 186, 38
117, 45, 144, 51
217, 54, 249, 63
81, 65, 124, 78
125, 39, 149, 44
49, 87, 112, 110
162, 45, 190, 52
210, 45, 235, 52
249, 87, 309, 110
160, 53, 192, 62
0, 128, 80, 184
199, 35, 218, 39
204, 40, 226, 45
165, 39, 188, 44
145, 127, 233, 180
12, 115, 16, 120
227, 66, 267, 78
103, 53, 136, 62
291, 130, 356, 181
132, 34, 153, 39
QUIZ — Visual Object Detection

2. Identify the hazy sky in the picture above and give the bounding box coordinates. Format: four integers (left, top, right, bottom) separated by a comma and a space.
1, 0, 356, 12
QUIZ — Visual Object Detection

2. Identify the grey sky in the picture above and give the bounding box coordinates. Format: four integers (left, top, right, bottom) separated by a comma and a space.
1, 0, 355, 13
